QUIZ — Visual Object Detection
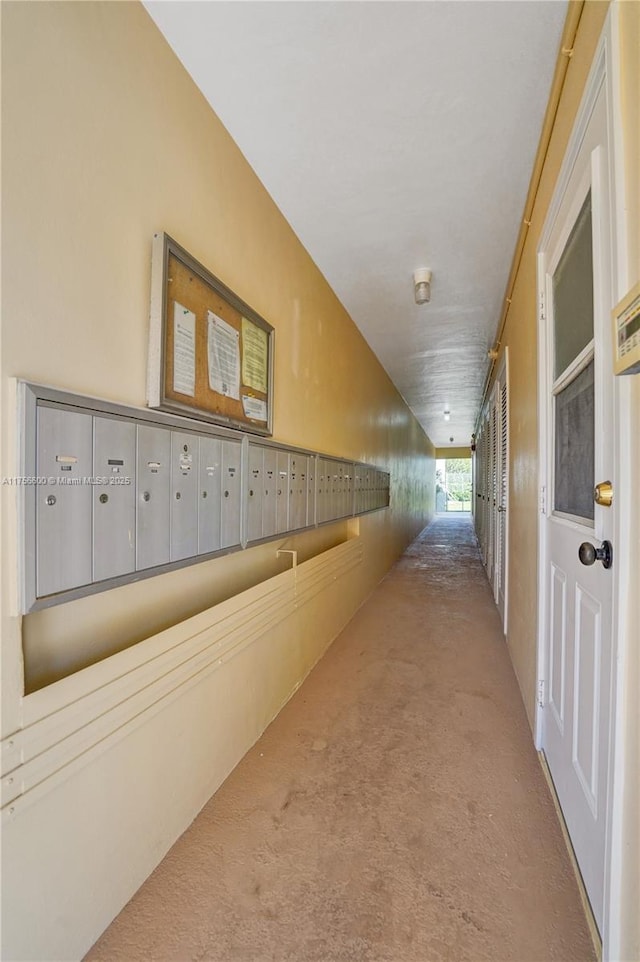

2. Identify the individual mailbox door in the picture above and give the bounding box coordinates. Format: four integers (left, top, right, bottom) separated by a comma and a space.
136, 425, 170, 570
359, 466, 367, 512
247, 444, 264, 542
378, 470, 387, 508
332, 462, 341, 519
329, 461, 340, 521
288, 454, 299, 530
335, 462, 344, 519
198, 436, 221, 554
93, 416, 136, 582
362, 467, 369, 511
337, 462, 345, 518
170, 432, 198, 561
367, 467, 375, 511
298, 457, 308, 528
221, 439, 241, 548
262, 447, 277, 538
276, 451, 290, 534
342, 463, 350, 517
316, 458, 329, 523
326, 459, 336, 522
354, 466, 362, 514
344, 463, 354, 517
322, 461, 332, 521
289, 453, 306, 531
36, 405, 93, 598
340, 462, 349, 518
306, 456, 316, 527
365, 468, 372, 510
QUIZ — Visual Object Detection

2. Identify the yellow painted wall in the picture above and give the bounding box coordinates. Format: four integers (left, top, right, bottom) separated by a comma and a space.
1, 1, 433, 696
434, 446, 471, 459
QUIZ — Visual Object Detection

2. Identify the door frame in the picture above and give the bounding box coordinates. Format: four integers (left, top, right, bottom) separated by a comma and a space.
535, 6, 629, 958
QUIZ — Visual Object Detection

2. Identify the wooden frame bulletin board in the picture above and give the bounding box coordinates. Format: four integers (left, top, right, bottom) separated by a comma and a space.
147, 232, 274, 435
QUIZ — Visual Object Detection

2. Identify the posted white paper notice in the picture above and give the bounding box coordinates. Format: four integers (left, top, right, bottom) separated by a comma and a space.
207, 311, 240, 399
173, 302, 196, 396
241, 317, 268, 393
242, 395, 268, 422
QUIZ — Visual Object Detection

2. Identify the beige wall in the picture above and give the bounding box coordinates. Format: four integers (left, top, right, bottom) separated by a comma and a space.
0, 4, 434, 957
1, 0, 433, 694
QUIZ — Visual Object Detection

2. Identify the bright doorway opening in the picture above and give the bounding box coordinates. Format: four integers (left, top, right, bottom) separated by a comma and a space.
436, 458, 472, 512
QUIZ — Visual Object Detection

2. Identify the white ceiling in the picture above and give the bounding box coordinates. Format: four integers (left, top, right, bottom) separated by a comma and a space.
145, 0, 567, 448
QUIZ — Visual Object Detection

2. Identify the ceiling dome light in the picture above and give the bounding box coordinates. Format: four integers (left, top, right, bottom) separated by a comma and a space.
413, 268, 432, 305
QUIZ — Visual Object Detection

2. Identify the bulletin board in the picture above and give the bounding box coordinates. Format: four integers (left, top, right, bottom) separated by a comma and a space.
147, 232, 274, 435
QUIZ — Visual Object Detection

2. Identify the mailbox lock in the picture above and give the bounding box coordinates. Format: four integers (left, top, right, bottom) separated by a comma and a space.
46, 494, 56, 506
175, 492, 181, 500
142, 491, 151, 502
99, 493, 109, 504
202, 491, 207, 499
249, 489, 254, 497
224, 490, 229, 498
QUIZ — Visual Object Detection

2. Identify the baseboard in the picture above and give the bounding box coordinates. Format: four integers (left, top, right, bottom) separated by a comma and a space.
537, 751, 602, 961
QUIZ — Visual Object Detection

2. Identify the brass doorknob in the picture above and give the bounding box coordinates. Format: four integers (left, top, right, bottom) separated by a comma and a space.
594, 480, 613, 507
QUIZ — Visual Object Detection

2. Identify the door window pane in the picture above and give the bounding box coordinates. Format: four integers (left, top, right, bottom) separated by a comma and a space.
553, 192, 593, 378
554, 360, 594, 520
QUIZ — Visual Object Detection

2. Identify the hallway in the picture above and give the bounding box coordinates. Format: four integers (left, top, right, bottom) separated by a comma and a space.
85, 515, 594, 962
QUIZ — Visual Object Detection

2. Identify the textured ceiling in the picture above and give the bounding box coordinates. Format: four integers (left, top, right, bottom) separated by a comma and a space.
145, 0, 567, 448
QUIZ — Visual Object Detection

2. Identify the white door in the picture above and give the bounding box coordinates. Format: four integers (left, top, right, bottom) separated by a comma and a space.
478, 418, 489, 566
486, 402, 496, 580
539, 80, 615, 933
493, 356, 509, 627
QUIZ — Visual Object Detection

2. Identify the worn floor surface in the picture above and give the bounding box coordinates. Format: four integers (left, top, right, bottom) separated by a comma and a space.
86, 514, 595, 962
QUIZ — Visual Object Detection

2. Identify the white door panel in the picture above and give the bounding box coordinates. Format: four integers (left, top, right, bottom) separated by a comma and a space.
548, 563, 567, 731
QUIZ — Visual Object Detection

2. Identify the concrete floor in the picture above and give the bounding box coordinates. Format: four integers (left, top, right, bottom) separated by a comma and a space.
86, 514, 595, 962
